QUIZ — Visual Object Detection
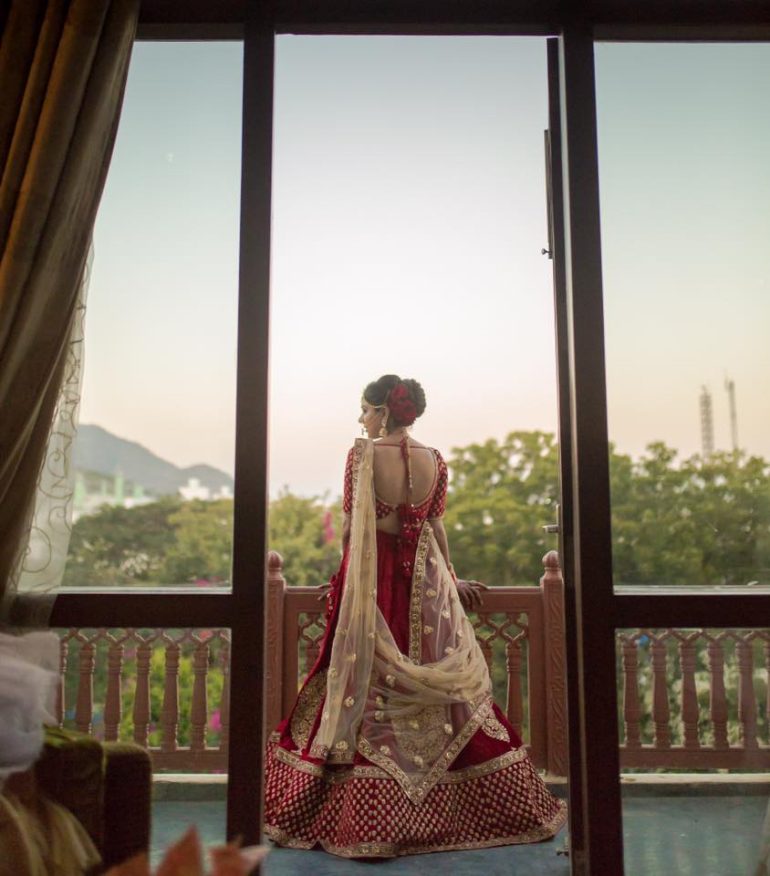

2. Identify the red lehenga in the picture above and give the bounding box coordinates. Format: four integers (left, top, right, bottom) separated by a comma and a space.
264, 438, 566, 859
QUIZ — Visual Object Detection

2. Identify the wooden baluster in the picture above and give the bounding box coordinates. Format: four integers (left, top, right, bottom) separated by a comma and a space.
104, 638, 124, 742
75, 641, 95, 735
161, 641, 180, 753
265, 551, 285, 732
219, 638, 230, 754
476, 620, 494, 673
304, 615, 321, 676
622, 637, 642, 749
764, 641, 770, 745
707, 639, 729, 750
541, 551, 568, 776
57, 637, 69, 727
651, 638, 671, 749
190, 641, 209, 754
679, 638, 701, 750
736, 638, 758, 749
133, 640, 151, 748
505, 638, 524, 740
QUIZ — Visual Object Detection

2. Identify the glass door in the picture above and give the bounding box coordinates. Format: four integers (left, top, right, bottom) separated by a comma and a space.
544, 35, 584, 872
594, 39, 770, 876
549, 29, 770, 875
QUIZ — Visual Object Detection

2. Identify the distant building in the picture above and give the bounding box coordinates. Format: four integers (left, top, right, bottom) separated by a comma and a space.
73, 469, 154, 521
73, 470, 233, 520
178, 478, 234, 501
179, 477, 210, 501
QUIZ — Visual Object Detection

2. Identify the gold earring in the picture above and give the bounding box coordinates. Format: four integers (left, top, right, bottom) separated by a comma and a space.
379, 417, 388, 439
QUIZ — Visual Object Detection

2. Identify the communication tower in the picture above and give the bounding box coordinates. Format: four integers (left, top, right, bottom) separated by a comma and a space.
699, 386, 714, 458
725, 375, 738, 452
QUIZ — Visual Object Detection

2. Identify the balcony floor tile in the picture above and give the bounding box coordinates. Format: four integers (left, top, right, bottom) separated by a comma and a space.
150, 796, 767, 874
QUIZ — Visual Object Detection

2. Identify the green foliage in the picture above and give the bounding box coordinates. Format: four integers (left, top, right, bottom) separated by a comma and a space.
609, 445, 770, 587
65, 433, 769, 593
268, 491, 343, 588
64, 498, 180, 586
444, 431, 559, 586
162, 499, 234, 584
65, 493, 343, 588
445, 435, 770, 588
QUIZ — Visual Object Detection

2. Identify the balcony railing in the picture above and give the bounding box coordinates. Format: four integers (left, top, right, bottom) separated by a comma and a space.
54, 550, 770, 775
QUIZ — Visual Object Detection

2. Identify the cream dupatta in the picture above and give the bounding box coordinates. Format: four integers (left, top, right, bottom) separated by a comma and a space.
310, 438, 496, 804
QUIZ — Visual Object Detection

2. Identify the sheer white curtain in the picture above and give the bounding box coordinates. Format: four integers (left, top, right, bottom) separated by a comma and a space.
8, 249, 91, 625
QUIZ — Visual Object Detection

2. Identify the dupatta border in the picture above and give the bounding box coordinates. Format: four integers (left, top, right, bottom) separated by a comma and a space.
357, 692, 496, 805
408, 521, 432, 663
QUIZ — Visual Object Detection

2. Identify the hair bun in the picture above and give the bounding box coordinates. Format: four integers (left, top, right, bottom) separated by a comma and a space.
362, 375, 427, 425
401, 378, 426, 419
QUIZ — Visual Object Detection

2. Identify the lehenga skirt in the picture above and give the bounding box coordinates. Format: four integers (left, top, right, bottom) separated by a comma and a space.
263, 530, 567, 859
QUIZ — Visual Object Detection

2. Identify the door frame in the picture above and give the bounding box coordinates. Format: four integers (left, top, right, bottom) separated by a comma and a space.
49, 5, 770, 870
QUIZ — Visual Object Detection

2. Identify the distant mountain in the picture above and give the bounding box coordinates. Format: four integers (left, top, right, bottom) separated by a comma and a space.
74, 424, 234, 496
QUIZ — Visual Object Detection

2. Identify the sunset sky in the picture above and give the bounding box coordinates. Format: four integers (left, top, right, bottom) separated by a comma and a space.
80, 37, 770, 499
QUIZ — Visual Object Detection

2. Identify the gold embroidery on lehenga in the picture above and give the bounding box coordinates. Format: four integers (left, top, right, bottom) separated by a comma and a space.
481, 713, 511, 743
264, 801, 568, 859
290, 668, 328, 750
272, 738, 529, 786
392, 705, 447, 762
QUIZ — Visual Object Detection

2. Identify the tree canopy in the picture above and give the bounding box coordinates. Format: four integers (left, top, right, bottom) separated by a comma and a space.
64, 432, 770, 590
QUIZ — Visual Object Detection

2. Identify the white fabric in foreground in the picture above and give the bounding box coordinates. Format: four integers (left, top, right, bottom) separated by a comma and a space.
0, 631, 59, 778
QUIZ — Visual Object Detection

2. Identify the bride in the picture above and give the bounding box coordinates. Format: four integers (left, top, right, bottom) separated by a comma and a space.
264, 374, 567, 858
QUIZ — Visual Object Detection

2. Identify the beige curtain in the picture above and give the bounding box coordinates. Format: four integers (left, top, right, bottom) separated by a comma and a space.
0, 0, 139, 625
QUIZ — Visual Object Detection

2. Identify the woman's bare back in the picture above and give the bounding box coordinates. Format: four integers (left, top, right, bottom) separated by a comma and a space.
373, 439, 437, 533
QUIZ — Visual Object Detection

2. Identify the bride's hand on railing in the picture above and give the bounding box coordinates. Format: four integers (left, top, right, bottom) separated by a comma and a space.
456, 579, 488, 611
316, 583, 331, 602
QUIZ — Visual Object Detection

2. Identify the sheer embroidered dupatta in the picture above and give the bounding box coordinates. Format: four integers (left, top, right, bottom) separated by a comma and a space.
310, 438, 496, 804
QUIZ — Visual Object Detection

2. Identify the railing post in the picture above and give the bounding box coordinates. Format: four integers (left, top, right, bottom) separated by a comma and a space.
707, 638, 729, 750
541, 550, 568, 776
133, 638, 151, 749
736, 637, 758, 749
161, 640, 180, 753
651, 637, 671, 749
75, 639, 95, 735
505, 639, 524, 741
57, 636, 69, 728
764, 640, 770, 746
679, 637, 701, 750
190, 640, 210, 755
104, 637, 124, 742
621, 636, 642, 749
219, 637, 231, 755
265, 551, 286, 731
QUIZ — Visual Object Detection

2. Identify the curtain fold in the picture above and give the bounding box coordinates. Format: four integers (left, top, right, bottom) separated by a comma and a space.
0, 0, 139, 625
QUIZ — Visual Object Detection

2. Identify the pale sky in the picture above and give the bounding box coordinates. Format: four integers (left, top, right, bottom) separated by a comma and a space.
80, 38, 770, 499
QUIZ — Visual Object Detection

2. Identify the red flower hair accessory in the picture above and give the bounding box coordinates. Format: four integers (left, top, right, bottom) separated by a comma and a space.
387, 382, 417, 426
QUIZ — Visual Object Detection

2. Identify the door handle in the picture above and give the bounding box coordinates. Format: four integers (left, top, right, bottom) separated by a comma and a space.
542, 523, 560, 534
